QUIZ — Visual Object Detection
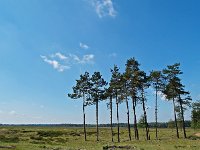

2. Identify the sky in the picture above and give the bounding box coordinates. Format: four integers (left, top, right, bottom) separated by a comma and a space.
0, 0, 200, 124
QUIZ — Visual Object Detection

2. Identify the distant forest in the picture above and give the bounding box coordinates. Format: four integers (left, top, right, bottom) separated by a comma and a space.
0, 121, 191, 128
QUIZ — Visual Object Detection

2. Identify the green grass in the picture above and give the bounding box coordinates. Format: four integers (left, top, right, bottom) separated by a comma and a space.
0, 126, 199, 149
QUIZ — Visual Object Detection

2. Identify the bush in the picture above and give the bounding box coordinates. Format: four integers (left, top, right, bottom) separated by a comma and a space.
37, 131, 63, 137
0, 135, 19, 143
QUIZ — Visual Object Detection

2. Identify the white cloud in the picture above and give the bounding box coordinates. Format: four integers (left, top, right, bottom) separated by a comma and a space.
157, 91, 167, 101
53, 52, 68, 60
82, 54, 94, 63
69, 54, 81, 62
91, 0, 117, 18
80, 42, 89, 49
150, 87, 167, 101
41, 53, 94, 72
41, 55, 70, 72
70, 54, 94, 64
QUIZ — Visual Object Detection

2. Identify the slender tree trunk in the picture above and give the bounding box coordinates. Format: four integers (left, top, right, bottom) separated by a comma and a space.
173, 98, 179, 138
116, 94, 120, 142
132, 96, 139, 140
126, 96, 131, 141
134, 98, 139, 139
179, 95, 187, 138
96, 100, 99, 141
155, 87, 158, 140
83, 93, 87, 141
141, 89, 150, 140
110, 95, 114, 142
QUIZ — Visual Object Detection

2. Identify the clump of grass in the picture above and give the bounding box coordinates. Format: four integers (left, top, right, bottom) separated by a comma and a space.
30, 140, 46, 144
68, 131, 81, 136
0, 135, 19, 143
103, 145, 136, 150
30, 136, 43, 140
87, 131, 96, 136
174, 145, 186, 149
53, 137, 68, 143
37, 131, 64, 137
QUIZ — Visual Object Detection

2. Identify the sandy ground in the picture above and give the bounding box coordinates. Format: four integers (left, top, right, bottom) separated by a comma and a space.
195, 133, 200, 137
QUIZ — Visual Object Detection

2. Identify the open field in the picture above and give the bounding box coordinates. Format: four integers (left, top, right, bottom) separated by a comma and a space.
0, 126, 199, 150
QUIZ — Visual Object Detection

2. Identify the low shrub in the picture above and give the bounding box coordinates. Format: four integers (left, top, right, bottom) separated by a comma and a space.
0, 135, 19, 143
37, 131, 63, 137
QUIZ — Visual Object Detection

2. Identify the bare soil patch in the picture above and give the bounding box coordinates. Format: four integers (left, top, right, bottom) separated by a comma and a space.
0, 146, 16, 149
195, 133, 200, 137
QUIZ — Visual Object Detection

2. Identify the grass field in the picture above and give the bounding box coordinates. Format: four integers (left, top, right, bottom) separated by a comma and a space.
0, 126, 199, 150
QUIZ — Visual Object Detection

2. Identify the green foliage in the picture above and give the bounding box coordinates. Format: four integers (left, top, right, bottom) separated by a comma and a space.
168, 119, 175, 129
191, 101, 200, 129
138, 115, 145, 128
68, 71, 91, 101
89, 71, 107, 103
162, 63, 192, 138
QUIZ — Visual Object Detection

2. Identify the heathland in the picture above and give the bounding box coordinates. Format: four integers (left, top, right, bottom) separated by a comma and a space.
0, 126, 199, 150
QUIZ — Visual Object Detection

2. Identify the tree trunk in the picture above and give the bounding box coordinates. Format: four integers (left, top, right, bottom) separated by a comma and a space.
83, 93, 86, 141
116, 95, 120, 142
173, 98, 179, 138
132, 96, 139, 140
155, 87, 158, 140
96, 100, 99, 141
135, 98, 139, 139
141, 89, 149, 140
179, 95, 187, 138
126, 96, 131, 141
110, 95, 113, 142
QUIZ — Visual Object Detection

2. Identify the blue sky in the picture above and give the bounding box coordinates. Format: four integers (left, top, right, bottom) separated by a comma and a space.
0, 0, 200, 124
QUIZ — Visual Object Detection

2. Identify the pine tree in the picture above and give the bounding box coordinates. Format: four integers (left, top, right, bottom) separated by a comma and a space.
150, 70, 164, 140
68, 72, 91, 141
163, 63, 191, 138
120, 74, 131, 141
104, 87, 114, 142
110, 65, 122, 142
124, 58, 140, 140
138, 71, 151, 140
89, 71, 107, 141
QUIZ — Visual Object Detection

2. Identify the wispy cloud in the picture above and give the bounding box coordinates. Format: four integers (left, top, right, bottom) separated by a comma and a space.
157, 91, 167, 101
41, 55, 70, 72
91, 0, 117, 18
69, 54, 94, 64
41, 53, 94, 72
80, 42, 89, 49
151, 88, 167, 101
51, 52, 68, 60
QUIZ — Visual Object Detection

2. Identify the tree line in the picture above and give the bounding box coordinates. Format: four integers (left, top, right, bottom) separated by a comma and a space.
68, 57, 194, 142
